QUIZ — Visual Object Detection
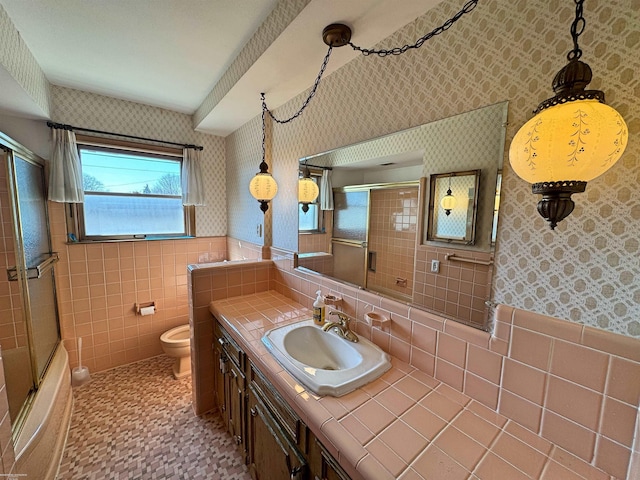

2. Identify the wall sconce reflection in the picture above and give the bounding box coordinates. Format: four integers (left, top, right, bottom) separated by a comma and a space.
440, 174, 457, 215
298, 166, 319, 213
427, 170, 480, 245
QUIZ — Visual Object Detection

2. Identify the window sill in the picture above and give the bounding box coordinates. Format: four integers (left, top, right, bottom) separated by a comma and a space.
66, 235, 196, 245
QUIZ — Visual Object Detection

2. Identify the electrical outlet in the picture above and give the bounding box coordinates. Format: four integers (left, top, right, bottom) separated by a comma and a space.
431, 260, 440, 273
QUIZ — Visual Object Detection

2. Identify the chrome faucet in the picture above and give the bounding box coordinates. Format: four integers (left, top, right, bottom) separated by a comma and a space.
322, 311, 359, 343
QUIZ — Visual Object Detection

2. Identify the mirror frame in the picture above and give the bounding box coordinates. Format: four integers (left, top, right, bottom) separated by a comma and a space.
426, 169, 481, 245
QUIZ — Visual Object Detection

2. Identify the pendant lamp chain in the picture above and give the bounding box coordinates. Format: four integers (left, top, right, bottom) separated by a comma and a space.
348, 0, 478, 57
260, 0, 480, 122
262, 46, 333, 125
567, 0, 585, 61
255, 1, 480, 213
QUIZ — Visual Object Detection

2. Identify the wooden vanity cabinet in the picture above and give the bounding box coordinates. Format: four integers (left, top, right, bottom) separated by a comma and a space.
213, 319, 351, 480
214, 321, 248, 462
307, 430, 351, 480
247, 383, 308, 480
213, 322, 226, 416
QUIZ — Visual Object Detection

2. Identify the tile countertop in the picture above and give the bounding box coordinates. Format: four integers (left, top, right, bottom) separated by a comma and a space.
210, 291, 614, 480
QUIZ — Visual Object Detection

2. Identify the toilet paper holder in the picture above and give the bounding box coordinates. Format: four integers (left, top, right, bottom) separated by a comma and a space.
135, 301, 156, 315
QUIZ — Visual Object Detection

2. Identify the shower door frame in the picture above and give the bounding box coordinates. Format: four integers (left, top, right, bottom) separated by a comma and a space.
331, 185, 371, 289
1, 132, 61, 439
331, 181, 420, 292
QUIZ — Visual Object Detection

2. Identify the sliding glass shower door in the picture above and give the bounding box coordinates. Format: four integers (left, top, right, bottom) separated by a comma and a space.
331, 189, 369, 287
2, 143, 61, 427
13, 155, 60, 377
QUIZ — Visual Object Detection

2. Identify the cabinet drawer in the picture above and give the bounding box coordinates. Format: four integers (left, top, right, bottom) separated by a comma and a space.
250, 362, 302, 444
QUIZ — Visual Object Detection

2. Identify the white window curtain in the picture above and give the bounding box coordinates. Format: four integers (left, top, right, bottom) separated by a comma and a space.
320, 169, 334, 211
181, 148, 206, 206
48, 128, 84, 203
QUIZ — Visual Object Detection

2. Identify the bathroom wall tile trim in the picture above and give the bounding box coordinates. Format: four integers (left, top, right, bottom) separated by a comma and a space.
190, 250, 640, 478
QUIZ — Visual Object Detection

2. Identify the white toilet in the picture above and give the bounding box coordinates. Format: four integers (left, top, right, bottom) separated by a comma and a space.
160, 324, 191, 379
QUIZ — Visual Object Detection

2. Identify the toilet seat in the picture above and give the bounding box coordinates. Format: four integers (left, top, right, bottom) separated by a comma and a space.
160, 325, 190, 344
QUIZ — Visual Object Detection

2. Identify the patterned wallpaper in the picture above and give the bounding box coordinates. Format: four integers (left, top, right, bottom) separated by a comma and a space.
0, 5, 51, 117
227, 0, 640, 337
51, 86, 227, 236
225, 112, 271, 246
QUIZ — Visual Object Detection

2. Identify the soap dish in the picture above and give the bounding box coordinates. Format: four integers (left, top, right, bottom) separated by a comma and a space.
323, 294, 342, 307
365, 312, 390, 329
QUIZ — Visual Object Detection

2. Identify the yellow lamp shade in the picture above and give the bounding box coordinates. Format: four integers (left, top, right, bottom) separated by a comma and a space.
298, 177, 319, 204
509, 99, 628, 184
249, 172, 278, 201
440, 191, 457, 212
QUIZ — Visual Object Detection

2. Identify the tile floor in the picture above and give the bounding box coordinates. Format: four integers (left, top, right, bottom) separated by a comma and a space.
57, 355, 250, 480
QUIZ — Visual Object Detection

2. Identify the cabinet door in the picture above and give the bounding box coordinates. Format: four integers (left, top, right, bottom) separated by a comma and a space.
226, 360, 246, 458
319, 451, 350, 480
214, 339, 226, 415
248, 386, 308, 480
307, 433, 351, 480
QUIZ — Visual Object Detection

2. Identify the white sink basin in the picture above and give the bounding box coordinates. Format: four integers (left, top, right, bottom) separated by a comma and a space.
262, 319, 391, 397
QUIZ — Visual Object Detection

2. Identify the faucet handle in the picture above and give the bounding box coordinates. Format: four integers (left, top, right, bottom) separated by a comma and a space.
329, 311, 349, 325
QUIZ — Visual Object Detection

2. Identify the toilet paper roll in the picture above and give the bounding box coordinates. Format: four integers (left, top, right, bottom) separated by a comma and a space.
140, 306, 155, 316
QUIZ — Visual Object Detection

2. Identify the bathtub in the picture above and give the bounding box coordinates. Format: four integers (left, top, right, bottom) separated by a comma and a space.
14, 343, 72, 480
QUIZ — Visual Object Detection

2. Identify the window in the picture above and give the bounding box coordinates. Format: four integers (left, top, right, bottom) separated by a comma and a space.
298, 174, 321, 232
69, 141, 194, 241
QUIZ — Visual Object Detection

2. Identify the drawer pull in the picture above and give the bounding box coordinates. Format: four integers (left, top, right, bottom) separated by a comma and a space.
250, 407, 257, 417
219, 355, 228, 374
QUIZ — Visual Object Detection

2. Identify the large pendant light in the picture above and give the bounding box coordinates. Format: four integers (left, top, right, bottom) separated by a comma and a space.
509, 0, 628, 230
249, 95, 278, 213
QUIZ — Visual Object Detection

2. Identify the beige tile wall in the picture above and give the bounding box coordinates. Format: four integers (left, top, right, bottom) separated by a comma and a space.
297, 253, 334, 278
366, 187, 418, 302
49, 199, 228, 373
269, 254, 639, 479
188, 259, 273, 414
0, 159, 24, 352
298, 210, 333, 254
414, 246, 493, 329
0, 349, 16, 476
298, 231, 330, 254
226, 236, 266, 261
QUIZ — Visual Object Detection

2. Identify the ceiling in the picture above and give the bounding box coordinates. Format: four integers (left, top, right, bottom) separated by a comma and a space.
0, 0, 446, 136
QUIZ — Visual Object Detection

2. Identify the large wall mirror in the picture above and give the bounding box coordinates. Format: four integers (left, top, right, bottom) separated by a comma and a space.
296, 102, 508, 330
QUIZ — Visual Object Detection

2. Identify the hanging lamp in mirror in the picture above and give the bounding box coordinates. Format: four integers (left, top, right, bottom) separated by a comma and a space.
440, 175, 457, 216
298, 166, 319, 213
509, 0, 628, 230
